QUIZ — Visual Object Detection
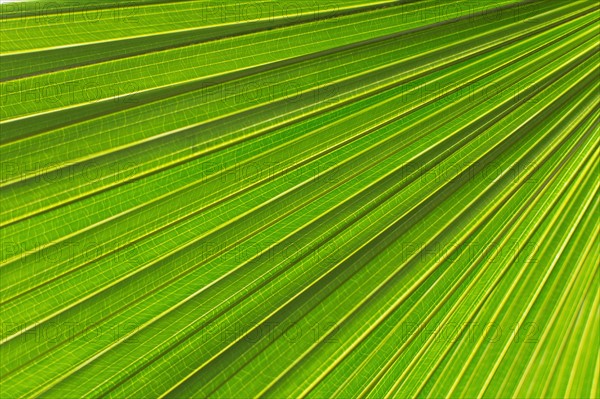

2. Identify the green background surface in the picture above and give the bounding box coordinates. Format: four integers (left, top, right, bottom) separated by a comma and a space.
0, 0, 599, 397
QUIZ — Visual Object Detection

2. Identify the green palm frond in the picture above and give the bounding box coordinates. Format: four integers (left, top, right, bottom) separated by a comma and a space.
1, 0, 598, 398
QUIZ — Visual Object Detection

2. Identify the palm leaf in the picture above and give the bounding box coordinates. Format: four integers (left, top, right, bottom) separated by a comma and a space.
1, 0, 598, 398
